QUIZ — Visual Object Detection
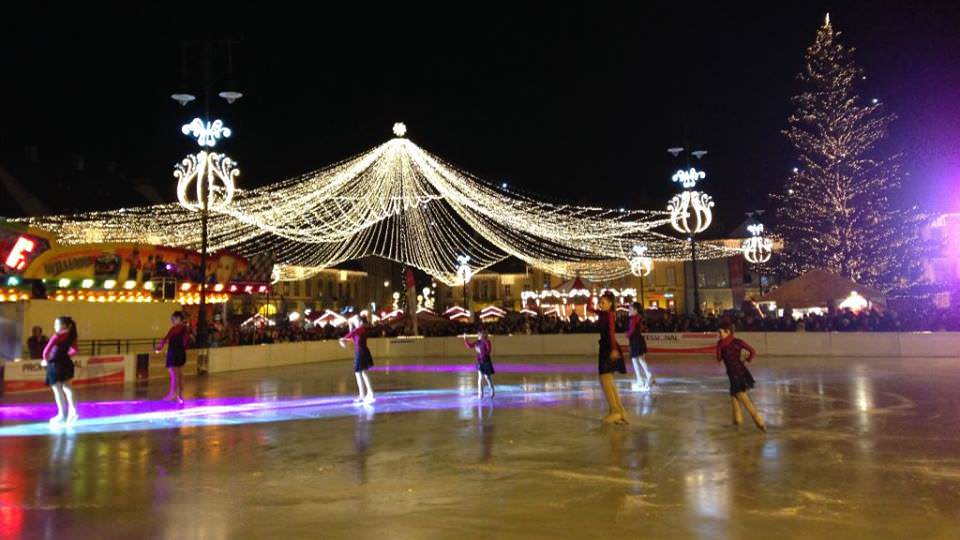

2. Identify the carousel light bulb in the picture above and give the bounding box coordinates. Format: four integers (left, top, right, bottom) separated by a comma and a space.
393, 122, 407, 137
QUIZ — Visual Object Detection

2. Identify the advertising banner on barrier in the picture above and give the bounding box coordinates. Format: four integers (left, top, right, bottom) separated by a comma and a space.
642, 333, 717, 355
3, 355, 128, 393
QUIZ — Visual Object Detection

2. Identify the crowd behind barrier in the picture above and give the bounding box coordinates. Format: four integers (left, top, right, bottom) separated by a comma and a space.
203, 304, 960, 348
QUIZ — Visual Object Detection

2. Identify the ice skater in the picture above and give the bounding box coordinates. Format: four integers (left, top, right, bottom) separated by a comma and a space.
155, 311, 189, 404
595, 291, 628, 424
42, 316, 79, 425
716, 319, 766, 432
464, 328, 495, 398
626, 302, 654, 391
340, 314, 375, 403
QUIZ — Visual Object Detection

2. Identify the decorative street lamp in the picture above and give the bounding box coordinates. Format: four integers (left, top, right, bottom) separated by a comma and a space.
666, 150, 714, 315
741, 214, 773, 295
628, 244, 653, 310
170, 41, 242, 348
455, 255, 473, 313
174, 118, 239, 347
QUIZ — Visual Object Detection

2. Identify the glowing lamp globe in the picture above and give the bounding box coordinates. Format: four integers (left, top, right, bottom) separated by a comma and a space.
742, 224, 773, 264
667, 167, 713, 235
455, 255, 473, 285
668, 190, 714, 235
175, 119, 238, 213
628, 244, 653, 277
393, 122, 407, 137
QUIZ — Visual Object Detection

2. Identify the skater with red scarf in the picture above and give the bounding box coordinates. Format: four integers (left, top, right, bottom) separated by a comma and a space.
464, 328, 495, 398
340, 315, 375, 403
716, 319, 765, 432
42, 316, 79, 425
593, 291, 628, 424
155, 311, 190, 404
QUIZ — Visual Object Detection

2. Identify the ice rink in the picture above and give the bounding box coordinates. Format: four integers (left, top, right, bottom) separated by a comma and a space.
2, 354, 959, 539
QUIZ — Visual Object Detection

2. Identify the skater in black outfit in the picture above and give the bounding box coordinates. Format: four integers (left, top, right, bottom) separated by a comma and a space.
156, 311, 189, 404
42, 316, 79, 425
717, 319, 765, 432
593, 291, 628, 424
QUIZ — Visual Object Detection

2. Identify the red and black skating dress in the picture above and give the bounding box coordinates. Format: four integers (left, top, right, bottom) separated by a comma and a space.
464, 337, 495, 375
160, 323, 189, 368
344, 325, 374, 373
717, 335, 757, 395
626, 314, 647, 359
597, 309, 626, 375
43, 330, 77, 385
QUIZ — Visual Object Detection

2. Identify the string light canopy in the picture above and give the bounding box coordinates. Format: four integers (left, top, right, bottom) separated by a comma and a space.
20, 125, 736, 285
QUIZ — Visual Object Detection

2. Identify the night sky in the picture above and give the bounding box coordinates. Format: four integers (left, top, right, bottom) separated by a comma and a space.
1, 2, 958, 233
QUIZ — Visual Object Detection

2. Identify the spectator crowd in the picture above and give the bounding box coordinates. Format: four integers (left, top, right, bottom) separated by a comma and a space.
208, 303, 960, 347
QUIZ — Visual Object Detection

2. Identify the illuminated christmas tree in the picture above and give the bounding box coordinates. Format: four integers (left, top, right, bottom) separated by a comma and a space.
774, 14, 926, 291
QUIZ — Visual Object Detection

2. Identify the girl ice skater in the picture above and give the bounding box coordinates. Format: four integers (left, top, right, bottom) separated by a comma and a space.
340, 315, 375, 403
626, 302, 654, 391
42, 316, 79, 425
596, 291, 628, 424
464, 329, 495, 398
155, 311, 189, 404
716, 319, 766, 432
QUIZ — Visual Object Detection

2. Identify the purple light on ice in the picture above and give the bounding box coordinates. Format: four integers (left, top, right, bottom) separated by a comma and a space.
371, 362, 595, 374
0, 383, 604, 437
0, 397, 261, 422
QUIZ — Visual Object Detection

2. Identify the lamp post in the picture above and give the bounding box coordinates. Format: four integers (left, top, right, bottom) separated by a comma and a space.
628, 244, 654, 309
174, 120, 238, 347
456, 255, 473, 315
171, 42, 241, 347
666, 149, 713, 316
741, 213, 773, 296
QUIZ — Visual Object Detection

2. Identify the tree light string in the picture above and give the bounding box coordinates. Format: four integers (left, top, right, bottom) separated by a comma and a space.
19, 135, 737, 285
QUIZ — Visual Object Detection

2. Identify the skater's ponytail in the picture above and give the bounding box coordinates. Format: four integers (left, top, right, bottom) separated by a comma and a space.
56, 315, 78, 346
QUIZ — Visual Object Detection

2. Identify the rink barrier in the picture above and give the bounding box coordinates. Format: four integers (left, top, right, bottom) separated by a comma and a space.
2, 350, 202, 393
203, 331, 958, 374
3, 333, 954, 390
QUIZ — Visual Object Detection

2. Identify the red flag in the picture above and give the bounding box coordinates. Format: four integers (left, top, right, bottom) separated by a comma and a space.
404, 268, 416, 290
